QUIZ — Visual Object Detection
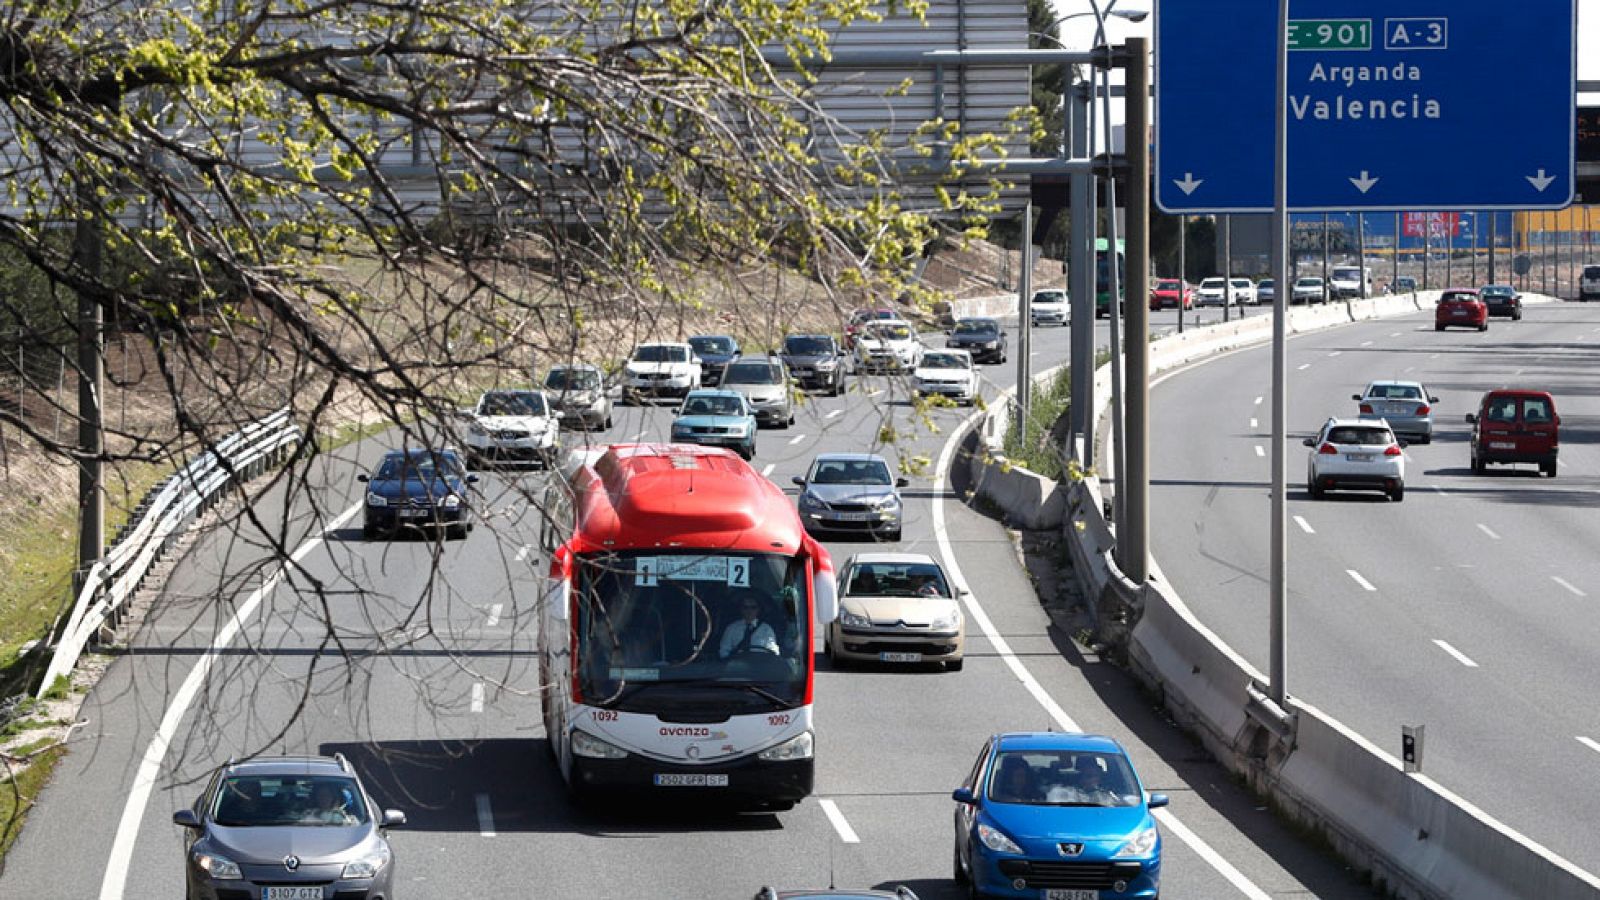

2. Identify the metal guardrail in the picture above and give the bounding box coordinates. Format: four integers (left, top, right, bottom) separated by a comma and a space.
35, 408, 302, 698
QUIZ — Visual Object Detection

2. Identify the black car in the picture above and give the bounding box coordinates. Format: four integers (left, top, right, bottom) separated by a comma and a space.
357, 448, 478, 539
945, 316, 1007, 364
175, 755, 406, 900
1478, 284, 1522, 320
779, 334, 847, 395
688, 334, 740, 386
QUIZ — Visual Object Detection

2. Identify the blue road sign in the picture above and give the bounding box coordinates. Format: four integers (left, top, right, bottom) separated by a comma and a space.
1155, 0, 1575, 213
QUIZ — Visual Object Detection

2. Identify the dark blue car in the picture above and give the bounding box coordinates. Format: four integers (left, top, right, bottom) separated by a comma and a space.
357, 448, 478, 540
953, 732, 1166, 899
688, 334, 741, 386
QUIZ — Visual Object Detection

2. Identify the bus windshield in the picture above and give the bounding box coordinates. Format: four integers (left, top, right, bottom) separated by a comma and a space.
575, 551, 808, 710
1096, 253, 1125, 294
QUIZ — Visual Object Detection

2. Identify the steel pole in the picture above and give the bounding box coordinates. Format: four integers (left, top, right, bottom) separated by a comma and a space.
74, 186, 105, 581
1016, 203, 1034, 443
1423, 223, 1430, 290
1105, 137, 1126, 544
1321, 213, 1329, 296
1178, 215, 1187, 333
1357, 213, 1367, 298
1268, 0, 1290, 709
1393, 213, 1400, 289
1489, 212, 1498, 284
1223, 215, 1233, 321
1123, 37, 1150, 584
1069, 82, 1095, 464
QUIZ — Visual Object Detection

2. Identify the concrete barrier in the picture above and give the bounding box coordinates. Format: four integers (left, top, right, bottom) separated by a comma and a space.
936, 293, 1017, 326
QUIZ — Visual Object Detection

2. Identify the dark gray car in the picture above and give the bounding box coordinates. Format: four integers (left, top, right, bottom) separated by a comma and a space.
688, 334, 740, 386
945, 317, 1007, 364
792, 452, 906, 541
175, 755, 405, 900
780, 333, 847, 395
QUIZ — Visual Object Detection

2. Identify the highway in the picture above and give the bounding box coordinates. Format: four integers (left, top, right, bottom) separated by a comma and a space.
1146, 299, 1600, 877
0, 307, 1377, 899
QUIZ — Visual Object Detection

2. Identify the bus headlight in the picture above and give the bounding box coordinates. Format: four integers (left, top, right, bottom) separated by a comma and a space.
758, 731, 813, 761
571, 729, 628, 759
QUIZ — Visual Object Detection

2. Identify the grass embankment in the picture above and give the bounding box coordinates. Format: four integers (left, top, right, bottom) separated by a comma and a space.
1002, 366, 1073, 480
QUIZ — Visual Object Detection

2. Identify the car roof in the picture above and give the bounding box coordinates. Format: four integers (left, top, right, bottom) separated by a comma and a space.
1364, 379, 1424, 388
547, 363, 600, 372
689, 334, 737, 342
922, 348, 971, 358
225, 755, 353, 778
784, 333, 834, 341
1324, 416, 1391, 429
847, 551, 940, 567
812, 452, 890, 464
955, 316, 999, 325
1479, 389, 1554, 399
992, 731, 1127, 754
382, 447, 461, 460
636, 341, 691, 349
684, 389, 745, 400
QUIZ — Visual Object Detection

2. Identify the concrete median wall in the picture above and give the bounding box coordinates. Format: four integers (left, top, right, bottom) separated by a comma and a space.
965, 289, 1598, 900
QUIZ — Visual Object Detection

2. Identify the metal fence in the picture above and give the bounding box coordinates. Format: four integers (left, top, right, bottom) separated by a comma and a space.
35, 408, 302, 697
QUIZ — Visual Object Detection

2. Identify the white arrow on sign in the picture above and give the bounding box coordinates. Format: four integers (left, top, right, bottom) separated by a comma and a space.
1173, 172, 1203, 195
1526, 169, 1556, 191
1349, 171, 1379, 194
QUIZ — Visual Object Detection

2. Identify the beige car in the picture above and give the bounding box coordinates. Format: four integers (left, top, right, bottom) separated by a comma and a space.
825, 552, 966, 671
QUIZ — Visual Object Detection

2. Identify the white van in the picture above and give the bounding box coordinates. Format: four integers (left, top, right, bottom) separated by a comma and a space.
1330, 266, 1374, 300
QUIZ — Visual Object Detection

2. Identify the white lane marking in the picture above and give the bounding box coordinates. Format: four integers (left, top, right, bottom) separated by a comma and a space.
514, 543, 531, 561
1254, 445, 1265, 457
1433, 639, 1479, 668
1249, 417, 1258, 429
476, 793, 498, 837
932, 398, 1272, 899
632, 430, 648, 440
1476, 523, 1500, 540
761, 463, 776, 477
486, 603, 503, 628
471, 681, 485, 713
1293, 515, 1315, 534
826, 409, 844, 420
1403, 366, 1415, 373
819, 799, 861, 843
1254, 396, 1263, 405
1030, 351, 1040, 356
1347, 569, 1377, 592
1360, 340, 1374, 347
1327, 350, 1342, 357
787, 433, 807, 446
1578, 736, 1600, 755
1429, 353, 1441, 359
1297, 363, 1311, 370
1514, 368, 1525, 376
100, 503, 363, 900
1389, 331, 1402, 337
1552, 576, 1588, 598
867, 389, 884, 397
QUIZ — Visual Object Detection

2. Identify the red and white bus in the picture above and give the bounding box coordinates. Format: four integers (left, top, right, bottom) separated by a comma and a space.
537, 443, 837, 805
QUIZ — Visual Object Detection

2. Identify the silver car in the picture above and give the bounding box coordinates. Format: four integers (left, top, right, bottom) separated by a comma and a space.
175, 754, 406, 900
543, 364, 613, 430
723, 357, 796, 428
1353, 380, 1438, 443
792, 452, 906, 541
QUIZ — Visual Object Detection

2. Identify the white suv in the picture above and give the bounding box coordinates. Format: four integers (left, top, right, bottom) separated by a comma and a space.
622, 342, 701, 401
854, 319, 923, 373
1303, 417, 1406, 502
1581, 264, 1600, 302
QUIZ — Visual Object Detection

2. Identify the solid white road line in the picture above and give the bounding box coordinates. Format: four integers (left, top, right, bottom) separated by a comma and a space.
787, 433, 807, 446
1293, 515, 1315, 535
1476, 524, 1500, 540
932, 395, 1272, 899
1433, 639, 1480, 668
1578, 736, 1600, 756
1297, 363, 1311, 370
761, 463, 776, 477
486, 604, 503, 628
514, 543, 531, 561
826, 409, 844, 420
1552, 576, 1588, 598
1254, 446, 1265, 457
471, 682, 485, 713
819, 799, 861, 844
1346, 569, 1377, 592
100, 503, 363, 900
476, 793, 498, 837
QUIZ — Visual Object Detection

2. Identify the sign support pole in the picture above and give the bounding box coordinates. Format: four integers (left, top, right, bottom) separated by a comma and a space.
1269, 0, 1291, 709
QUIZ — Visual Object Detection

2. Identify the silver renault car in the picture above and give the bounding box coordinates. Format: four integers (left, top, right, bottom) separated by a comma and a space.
792, 452, 906, 542
175, 754, 406, 900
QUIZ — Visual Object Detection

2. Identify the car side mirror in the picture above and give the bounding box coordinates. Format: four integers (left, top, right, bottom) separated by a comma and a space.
466, 474, 480, 484
357, 474, 370, 483
1351, 394, 1361, 401
896, 477, 909, 488
1301, 438, 1314, 447
792, 476, 806, 486
383, 809, 408, 827
1464, 413, 1477, 424
1398, 440, 1409, 449
173, 809, 200, 829
951, 787, 976, 805
1148, 793, 1170, 809
1430, 396, 1440, 404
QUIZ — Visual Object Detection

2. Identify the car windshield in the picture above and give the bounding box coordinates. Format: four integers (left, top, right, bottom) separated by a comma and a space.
1368, 384, 1422, 400
688, 337, 735, 355
574, 551, 808, 707
1480, 286, 1513, 298
634, 345, 688, 363
1201, 278, 1225, 288
986, 750, 1140, 808
851, 309, 895, 324
723, 363, 782, 385
1156, 280, 1181, 291
1231, 279, 1251, 288
1259, 280, 1275, 288
920, 352, 967, 370
1326, 426, 1394, 446
478, 392, 547, 417
211, 775, 369, 827
846, 561, 950, 598
374, 453, 463, 480
681, 395, 744, 417
868, 323, 912, 341
1441, 292, 1477, 302
545, 368, 599, 391
1297, 279, 1322, 287
811, 458, 892, 485
784, 336, 833, 355
1032, 291, 1066, 304
1333, 268, 1361, 280
954, 320, 999, 336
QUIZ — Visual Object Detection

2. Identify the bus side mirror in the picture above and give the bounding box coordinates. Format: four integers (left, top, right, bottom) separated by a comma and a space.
813, 567, 838, 624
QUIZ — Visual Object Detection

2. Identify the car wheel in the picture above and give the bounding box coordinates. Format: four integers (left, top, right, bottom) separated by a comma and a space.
603, 414, 613, 429
1389, 484, 1405, 502
1479, 322, 1488, 332
1513, 312, 1522, 321
448, 523, 468, 540
946, 657, 965, 672
885, 528, 902, 542
362, 521, 380, 540
953, 843, 970, 885
1419, 433, 1431, 445
1542, 460, 1557, 478
1472, 453, 1485, 475
1435, 323, 1445, 331
1307, 479, 1323, 499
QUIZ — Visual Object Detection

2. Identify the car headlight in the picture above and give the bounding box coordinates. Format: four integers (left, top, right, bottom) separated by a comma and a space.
873, 494, 902, 509
468, 421, 487, 436
194, 851, 242, 880
1113, 825, 1159, 858
931, 608, 962, 631
840, 611, 871, 629
571, 729, 628, 759
341, 845, 392, 879
977, 822, 1023, 854
672, 426, 692, 438
365, 492, 388, 507
442, 494, 462, 509
758, 731, 813, 761
799, 492, 823, 509
815, 359, 836, 370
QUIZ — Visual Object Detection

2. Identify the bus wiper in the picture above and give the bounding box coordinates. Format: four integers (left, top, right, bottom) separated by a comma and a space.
728, 683, 790, 706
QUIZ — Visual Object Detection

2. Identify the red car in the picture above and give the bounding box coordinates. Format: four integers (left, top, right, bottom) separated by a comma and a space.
844, 307, 898, 348
1466, 389, 1559, 477
1435, 288, 1487, 332
1150, 278, 1194, 310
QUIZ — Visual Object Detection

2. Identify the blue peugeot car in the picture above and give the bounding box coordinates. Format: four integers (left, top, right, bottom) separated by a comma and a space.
357, 448, 478, 540
952, 732, 1165, 899
670, 389, 758, 460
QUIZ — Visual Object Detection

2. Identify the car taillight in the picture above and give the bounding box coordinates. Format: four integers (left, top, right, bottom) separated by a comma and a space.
1318, 443, 1338, 455
1415, 405, 1430, 415
1359, 403, 1373, 414
1384, 445, 1403, 456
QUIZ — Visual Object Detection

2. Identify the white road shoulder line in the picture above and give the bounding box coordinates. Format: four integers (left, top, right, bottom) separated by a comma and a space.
1432, 639, 1479, 668
486, 603, 503, 628
470, 681, 485, 713
1476, 524, 1500, 540
1360, 340, 1373, 347
1152, 808, 1274, 900
100, 503, 363, 900
1552, 576, 1587, 598
476, 793, 498, 837
1293, 515, 1315, 535
1346, 569, 1377, 592
1578, 736, 1600, 756
514, 543, 531, 561
1389, 331, 1402, 337
819, 798, 861, 843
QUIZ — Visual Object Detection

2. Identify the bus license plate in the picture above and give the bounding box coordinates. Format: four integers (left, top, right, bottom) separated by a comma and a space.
263, 889, 324, 900
1042, 891, 1097, 900
653, 773, 729, 787
880, 651, 922, 663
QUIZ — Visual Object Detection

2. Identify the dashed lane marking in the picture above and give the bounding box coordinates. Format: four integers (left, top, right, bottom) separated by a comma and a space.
762, 463, 776, 478
1552, 576, 1587, 598
470, 682, 485, 713
1432, 639, 1479, 668
1476, 524, 1500, 540
1293, 516, 1315, 534
1347, 569, 1377, 592
819, 799, 861, 843
486, 604, 503, 628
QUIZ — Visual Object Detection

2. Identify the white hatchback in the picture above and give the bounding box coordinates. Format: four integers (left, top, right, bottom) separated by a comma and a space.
1029, 289, 1069, 326
913, 349, 977, 405
1304, 417, 1406, 501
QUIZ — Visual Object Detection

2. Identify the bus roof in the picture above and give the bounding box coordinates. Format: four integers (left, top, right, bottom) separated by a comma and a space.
568, 443, 804, 554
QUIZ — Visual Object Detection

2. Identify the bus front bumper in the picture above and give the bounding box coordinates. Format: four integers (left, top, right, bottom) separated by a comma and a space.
571, 754, 813, 802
